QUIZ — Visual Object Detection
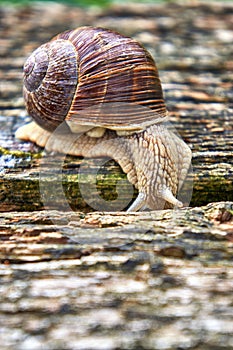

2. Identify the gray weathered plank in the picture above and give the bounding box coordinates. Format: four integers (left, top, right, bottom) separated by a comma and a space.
0, 201, 232, 349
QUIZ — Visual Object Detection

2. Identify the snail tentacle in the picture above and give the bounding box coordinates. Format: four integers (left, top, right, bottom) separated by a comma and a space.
127, 192, 146, 212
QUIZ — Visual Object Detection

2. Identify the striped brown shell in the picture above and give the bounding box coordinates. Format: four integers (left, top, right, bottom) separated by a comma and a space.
23, 26, 167, 132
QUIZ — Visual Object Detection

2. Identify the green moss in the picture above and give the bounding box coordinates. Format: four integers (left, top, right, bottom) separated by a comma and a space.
0, 146, 41, 159
0, 178, 43, 211
191, 175, 233, 207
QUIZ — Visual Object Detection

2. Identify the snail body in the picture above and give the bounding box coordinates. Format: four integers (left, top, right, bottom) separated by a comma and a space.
16, 26, 192, 211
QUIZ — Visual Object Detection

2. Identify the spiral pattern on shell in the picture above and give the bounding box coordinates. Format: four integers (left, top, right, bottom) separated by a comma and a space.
23, 26, 167, 132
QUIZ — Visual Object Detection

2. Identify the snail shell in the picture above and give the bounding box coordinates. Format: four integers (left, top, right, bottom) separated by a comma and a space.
23, 26, 167, 133
17, 26, 192, 211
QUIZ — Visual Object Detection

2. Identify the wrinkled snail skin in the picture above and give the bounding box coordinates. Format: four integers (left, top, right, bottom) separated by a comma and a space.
16, 121, 191, 211
16, 26, 192, 211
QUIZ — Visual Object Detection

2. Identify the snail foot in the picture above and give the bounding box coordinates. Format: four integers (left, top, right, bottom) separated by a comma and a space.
15, 121, 51, 148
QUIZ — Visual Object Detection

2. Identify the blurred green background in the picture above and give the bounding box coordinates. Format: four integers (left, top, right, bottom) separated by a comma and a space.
0, 0, 230, 8
0, 0, 169, 7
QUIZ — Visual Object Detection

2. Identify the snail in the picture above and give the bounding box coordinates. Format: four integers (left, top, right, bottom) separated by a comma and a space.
15, 26, 192, 211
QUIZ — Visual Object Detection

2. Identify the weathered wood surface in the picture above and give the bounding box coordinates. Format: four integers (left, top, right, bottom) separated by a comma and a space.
0, 2, 233, 350
0, 1, 233, 211
0, 201, 233, 349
